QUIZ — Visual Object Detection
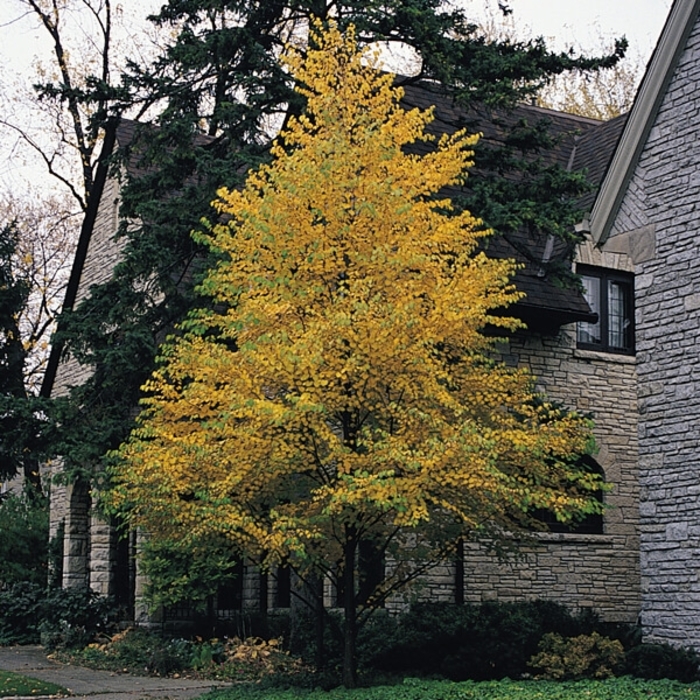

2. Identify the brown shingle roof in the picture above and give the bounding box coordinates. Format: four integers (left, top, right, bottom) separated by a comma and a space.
572, 113, 628, 212
399, 79, 626, 329
116, 86, 626, 331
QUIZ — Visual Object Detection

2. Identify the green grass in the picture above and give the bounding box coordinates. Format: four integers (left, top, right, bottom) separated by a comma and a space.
204, 677, 700, 700
0, 670, 69, 697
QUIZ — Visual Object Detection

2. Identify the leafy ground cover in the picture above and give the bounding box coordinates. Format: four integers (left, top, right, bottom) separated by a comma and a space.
205, 677, 700, 700
0, 670, 68, 697
55, 629, 308, 681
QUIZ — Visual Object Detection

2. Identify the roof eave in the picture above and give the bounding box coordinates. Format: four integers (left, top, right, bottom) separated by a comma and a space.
589, 0, 700, 245
514, 302, 597, 333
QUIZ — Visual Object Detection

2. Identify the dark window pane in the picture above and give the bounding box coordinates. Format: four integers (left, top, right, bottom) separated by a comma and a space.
532, 455, 604, 535
576, 267, 634, 355
608, 280, 631, 350
578, 275, 601, 345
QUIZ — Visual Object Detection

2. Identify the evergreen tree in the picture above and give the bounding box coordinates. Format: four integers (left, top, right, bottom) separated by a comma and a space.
0, 490, 49, 588
52, 1, 625, 478
0, 223, 43, 490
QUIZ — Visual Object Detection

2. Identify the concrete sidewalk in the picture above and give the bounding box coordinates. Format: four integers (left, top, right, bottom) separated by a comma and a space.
0, 646, 229, 700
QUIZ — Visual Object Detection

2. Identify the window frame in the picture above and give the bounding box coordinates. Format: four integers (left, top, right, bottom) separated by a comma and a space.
576, 265, 635, 355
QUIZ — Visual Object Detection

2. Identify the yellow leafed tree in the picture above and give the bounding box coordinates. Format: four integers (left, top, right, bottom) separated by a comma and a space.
109, 22, 601, 687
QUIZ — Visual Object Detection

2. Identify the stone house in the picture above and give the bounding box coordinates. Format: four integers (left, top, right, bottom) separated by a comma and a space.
43, 0, 700, 638
584, 0, 700, 646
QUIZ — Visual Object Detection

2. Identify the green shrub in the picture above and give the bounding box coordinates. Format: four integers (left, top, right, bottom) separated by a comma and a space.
70, 627, 189, 675
47, 521, 65, 589
0, 583, 115, 648
368, 600, 611, 681
529, 632, 624, 680
286, 607, 343, 679
140, 535, 240, 614
0, 492, 48, 588
0, 582, 45, 645
65, 628, 309, 682
356, 610, 401, 671
38, 587, 117, 650
625, 642, 700, 682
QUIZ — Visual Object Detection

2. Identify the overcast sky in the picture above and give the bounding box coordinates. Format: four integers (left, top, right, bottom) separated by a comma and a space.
0, 0, 674, 84
460, 0, 672, 56
0, 0, 675, 195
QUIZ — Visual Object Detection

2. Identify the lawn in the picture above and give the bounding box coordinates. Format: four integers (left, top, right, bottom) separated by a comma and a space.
0, 670, 68, 697
204, 677, 700, 700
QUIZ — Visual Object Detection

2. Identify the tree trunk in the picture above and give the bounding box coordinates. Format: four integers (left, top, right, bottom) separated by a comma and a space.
342, 526, 358, 688
313, 576, 325, 671
4, 314, 42, 494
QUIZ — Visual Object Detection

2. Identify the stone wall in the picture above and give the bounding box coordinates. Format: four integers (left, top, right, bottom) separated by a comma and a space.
382, 292, 639, 622
50, 176, 122, 400
48, 175, 126, 594
453, 315, 640, 623
610, 15, 700, 646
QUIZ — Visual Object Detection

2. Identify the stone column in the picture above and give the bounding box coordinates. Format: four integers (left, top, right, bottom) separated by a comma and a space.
48, 469, 68, 587
62, 480, 91, 588
89, 510, 113, 595
133, 530, 152, 625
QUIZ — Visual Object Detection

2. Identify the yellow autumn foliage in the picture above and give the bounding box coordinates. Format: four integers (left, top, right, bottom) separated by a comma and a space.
108, 23, 600, 576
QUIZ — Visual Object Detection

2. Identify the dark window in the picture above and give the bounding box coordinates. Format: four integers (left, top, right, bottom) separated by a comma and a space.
357, 539, 385, 607
454, 537, 464, 605
532, 455, 604, 535
274, 565, 291, 608
217, 559, 244, 614
113, 528, 135, 617
577, 266, 634, 354
334, 540, 385, 608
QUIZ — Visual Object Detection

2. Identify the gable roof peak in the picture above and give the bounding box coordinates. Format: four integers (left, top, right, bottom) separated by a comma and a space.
589, 0, 700, 245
